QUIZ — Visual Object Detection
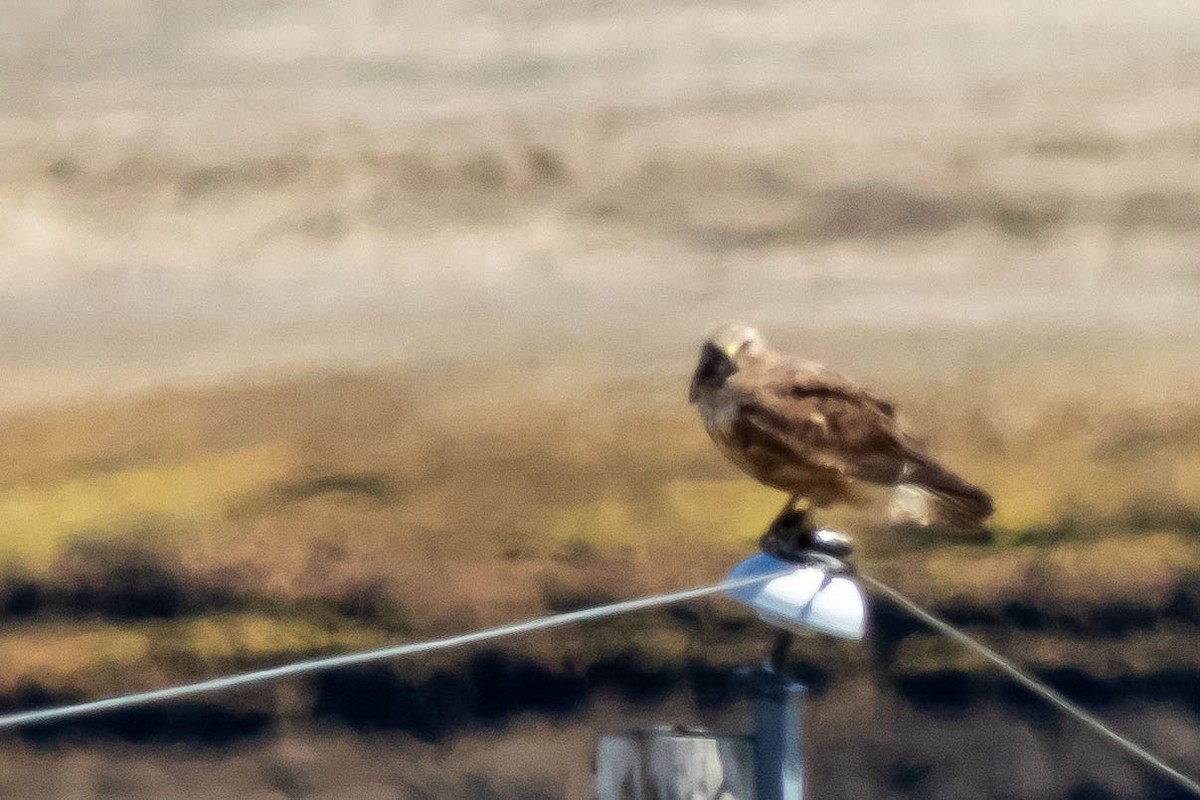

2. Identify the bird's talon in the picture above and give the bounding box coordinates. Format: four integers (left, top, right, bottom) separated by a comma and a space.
769, 509, 810, 537
760, 511, 855, 566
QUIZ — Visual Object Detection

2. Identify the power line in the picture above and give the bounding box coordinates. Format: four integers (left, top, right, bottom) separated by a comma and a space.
860, 571, 1200, 799
0, 569, 792, 732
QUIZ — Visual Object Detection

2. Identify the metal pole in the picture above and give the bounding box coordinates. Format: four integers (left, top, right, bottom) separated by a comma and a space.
730, 520, 863, 800
752, 668, 807, 800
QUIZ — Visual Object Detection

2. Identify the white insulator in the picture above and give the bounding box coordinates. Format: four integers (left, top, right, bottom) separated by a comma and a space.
724, 549, 867, 640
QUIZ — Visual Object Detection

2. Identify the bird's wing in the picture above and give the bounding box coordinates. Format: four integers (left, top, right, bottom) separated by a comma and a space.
727, 362, 920, 484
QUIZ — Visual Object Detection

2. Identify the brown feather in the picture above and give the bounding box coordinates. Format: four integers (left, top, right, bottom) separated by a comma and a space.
691, 324, 993, 530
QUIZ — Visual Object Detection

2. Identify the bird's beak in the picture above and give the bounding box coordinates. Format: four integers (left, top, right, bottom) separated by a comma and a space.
689, 343, 728, 403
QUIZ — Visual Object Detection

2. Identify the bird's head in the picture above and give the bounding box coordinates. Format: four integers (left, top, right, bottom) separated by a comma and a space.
688, 323, 768, 403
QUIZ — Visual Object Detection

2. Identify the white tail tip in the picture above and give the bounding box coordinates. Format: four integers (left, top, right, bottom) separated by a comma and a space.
888, 484, 933, 526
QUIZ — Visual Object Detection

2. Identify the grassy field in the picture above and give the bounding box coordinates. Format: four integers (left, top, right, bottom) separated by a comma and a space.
1, 370, 1199, 690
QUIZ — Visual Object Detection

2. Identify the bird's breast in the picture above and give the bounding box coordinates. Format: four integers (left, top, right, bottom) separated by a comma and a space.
698, 395, 773, 478
697, 392, 844, 495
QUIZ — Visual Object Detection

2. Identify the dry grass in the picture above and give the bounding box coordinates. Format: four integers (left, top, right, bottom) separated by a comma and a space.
0, 367, 1197, 699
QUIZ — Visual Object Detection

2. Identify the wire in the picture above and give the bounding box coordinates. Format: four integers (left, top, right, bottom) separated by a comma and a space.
0, 569, 792, 732
4, 553, 1196, 799
859, 571, 1200, 798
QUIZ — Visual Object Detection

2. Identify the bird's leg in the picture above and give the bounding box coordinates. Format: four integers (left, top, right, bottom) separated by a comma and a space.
770, 493, 813, 531
774, 493, 800, 522
762, 494, 816, 560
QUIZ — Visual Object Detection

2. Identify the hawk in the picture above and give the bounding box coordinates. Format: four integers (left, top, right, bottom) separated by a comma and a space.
688, 323, 993, 532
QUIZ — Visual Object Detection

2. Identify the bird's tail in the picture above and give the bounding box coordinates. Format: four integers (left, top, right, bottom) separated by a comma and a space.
888, 458, 994, 536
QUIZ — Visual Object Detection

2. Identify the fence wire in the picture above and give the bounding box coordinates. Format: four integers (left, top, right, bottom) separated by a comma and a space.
0, 569, 791, 731
0, 558, 1196, 798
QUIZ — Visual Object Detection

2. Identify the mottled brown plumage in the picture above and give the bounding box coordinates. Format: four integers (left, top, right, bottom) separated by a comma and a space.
689, 323, 993, 531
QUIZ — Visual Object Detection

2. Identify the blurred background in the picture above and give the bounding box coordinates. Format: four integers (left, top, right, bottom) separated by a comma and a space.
2, 0, 1200, 796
